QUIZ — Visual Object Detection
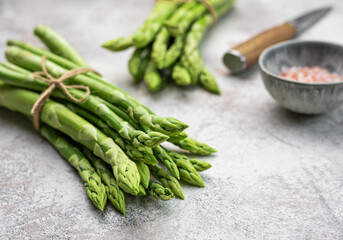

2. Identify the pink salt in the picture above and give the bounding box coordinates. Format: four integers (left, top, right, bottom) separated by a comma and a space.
280, 66, 343, 83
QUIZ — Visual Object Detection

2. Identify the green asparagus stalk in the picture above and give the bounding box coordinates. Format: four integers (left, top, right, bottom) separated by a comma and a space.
1, 62, 32, 75
0, 64, 47, 91
153, 146, 180, 180
164, 35, 185, 68
34, 24, 89, 66
168, 150, 204, 187
82, 148, 126, 215
179, 14, 212, 84
137, 184, 147, 196
199, 68, 220, 94
40, 124, 107, 211
172, 63, 192, 86
149, 181, 174, 201
151, 27, 170, 69
149, 164, 184, 199
144, 61, 164, 93
129, 47, 151, 84
0, 85, 140, 195
101, 36, 134, 52
63, 102, 158, 165
189, 158, 212, 172
5, 46, 188, 136
134, 161, 150, 189
169, 137, 217, 156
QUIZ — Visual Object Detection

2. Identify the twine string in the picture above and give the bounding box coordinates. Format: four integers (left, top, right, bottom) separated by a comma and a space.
30, 56, 99, 131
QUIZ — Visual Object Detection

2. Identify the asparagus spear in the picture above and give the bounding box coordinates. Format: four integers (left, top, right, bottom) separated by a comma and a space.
199, 68, 220, 94
144, 60, 164, 93
172, 63, 192, 86
129, 47, 151, 84
168, 150, 204, 187
189, 158, 212, 172
1, 62, 32, 75
82, 148, 126, 215
40, 124, 107, 211
134, 161, 150, 189
179, 14, 212, 85
5, 46, 188, 136
164, 35, 185, 68
153, 146, 180, 180
101, 36, 134, 52
137, 184, 147, 196
169, 137, 217, 156
0, 85, 140, 195
149, 181, 174, 201
149, 164, 184, 199
151, 27, 170, 69
34, 24, 89, 67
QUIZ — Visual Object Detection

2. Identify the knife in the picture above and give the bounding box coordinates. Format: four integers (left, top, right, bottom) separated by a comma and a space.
223, 6, 332, 74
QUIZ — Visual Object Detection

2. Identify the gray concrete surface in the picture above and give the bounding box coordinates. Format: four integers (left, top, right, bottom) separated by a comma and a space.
1, 0, 343, 239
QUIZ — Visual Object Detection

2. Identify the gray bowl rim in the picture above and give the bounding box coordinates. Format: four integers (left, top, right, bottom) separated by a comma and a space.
259, 39, 343, 87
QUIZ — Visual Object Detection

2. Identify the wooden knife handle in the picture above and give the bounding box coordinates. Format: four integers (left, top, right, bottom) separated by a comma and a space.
233, 22, 297, 68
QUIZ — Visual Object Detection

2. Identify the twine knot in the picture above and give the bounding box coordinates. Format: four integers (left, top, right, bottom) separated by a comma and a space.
31, 56, 100, 131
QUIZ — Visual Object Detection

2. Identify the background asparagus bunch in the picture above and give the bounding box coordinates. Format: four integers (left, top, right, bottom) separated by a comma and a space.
0, 25, 214, 215
102, 0, 236, 94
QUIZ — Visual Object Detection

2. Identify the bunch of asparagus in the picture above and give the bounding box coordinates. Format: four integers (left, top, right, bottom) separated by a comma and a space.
102, 0, 235, 94
0, 25, 215, 215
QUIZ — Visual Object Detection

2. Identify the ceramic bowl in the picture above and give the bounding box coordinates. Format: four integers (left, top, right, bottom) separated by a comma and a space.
259, 40, 343, 114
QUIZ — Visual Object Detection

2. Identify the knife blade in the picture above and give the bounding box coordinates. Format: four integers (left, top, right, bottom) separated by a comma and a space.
223, 6, 332, 74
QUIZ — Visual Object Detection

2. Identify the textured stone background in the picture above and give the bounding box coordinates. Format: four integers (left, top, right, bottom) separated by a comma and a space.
1, 0, 343, 239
